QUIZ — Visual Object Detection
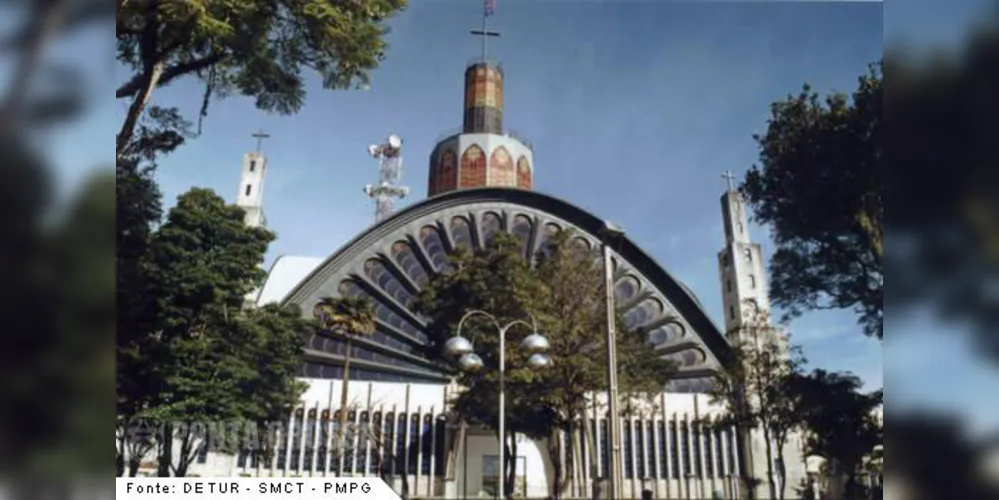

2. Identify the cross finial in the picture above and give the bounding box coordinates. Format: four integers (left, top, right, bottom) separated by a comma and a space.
722, 170, 737, 192
251, 129, 270, 153
470, 0, 500, 61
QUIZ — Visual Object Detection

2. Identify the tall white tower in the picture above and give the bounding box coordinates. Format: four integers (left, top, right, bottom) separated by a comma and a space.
237, 130, 269, 228
717, 171, 771, 340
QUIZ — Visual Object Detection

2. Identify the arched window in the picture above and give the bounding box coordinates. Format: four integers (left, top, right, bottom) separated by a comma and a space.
449, 216, 473, 251
511, 214, 533, 256
459, 145, 486, 187
440, 148, 457, 192
480, 212, 502, 245
516, 157, 532, 189
391, 241, 429, 287
364, 259, 413, 307
490, 146, 515, 186
623, 298, 663, 329
614, 276, 640, 304
419, 226, 448, 272
748, 274, 757, 289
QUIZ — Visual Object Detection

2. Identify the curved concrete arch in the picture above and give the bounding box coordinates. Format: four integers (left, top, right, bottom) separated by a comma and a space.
282, 187, 732, 388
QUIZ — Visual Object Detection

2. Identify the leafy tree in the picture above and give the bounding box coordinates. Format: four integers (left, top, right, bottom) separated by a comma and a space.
788, 369, 881, 500
114, 0, 407, 159
117, 188, 308, 476
414, 232, 676, 499
710, 304, 805, 500
742, 61, 883, 339
313, 295, 376, 475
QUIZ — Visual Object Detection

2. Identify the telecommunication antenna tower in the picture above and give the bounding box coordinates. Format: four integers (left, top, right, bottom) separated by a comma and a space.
364, 134, 409, 223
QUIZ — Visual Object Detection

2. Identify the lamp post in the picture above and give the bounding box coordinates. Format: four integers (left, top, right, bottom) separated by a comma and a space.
443, 310, 552, 500
600, 220, 625, 500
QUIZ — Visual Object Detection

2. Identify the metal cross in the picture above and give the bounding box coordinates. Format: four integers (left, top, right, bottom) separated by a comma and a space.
470, 7, 500, 61
251, 129, 270, 153
722, 170, 737, 191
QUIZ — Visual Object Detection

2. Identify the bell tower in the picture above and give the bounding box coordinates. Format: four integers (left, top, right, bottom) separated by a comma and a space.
237, 130, 269, 228
717, 171, 771, 339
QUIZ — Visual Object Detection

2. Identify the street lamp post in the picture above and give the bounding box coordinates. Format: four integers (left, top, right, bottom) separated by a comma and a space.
600, 220, 625, 500
443, 310, 552, 500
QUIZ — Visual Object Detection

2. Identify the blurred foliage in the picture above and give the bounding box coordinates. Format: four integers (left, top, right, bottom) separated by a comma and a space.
742, 62, 883, 340
886, 24, 999, 358
0, 136, 114, 478
890, 413, 999, 500
114, 0, 408, 157
413, 231, 676, 499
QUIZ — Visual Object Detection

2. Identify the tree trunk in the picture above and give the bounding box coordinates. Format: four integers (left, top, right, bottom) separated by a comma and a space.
157, 423, 173, 477
549, 429, 563, 500
337, 337, 353, 476
117, 435, 125, 476
174, 431, 194, 477
762, 427, 776, 500
116, 60, 165, 160
505, 435, 519, 499
582, 412, 599, 500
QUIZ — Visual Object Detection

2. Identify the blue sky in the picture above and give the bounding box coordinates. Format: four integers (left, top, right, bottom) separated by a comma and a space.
33, 0, 999, 433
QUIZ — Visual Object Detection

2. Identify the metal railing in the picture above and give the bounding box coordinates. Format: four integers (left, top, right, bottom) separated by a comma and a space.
432, 126, 534, 152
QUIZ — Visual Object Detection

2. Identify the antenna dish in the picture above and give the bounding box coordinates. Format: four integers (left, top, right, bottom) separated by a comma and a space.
387, 134, 402, 149
367, 144, 380, 157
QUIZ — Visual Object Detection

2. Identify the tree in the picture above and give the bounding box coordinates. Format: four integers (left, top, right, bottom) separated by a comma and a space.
414, 232, 677, 499
742, 61, 883, 339
313, 295, 376, 476
710, 303, 805, 500
788, 369, 881, 500
117, 188, 308, 476
114, 0, 407, 159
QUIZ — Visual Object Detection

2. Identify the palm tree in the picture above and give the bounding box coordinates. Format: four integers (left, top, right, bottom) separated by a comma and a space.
313, 296, 376, 475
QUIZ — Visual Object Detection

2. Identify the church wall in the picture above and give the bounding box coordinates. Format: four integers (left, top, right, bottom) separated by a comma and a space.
158, 378, 808, 498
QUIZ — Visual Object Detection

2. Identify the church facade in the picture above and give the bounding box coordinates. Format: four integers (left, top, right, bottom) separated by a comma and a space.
180, 53, 808, 499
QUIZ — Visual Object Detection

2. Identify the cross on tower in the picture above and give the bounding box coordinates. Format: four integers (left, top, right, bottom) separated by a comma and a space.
251, 129, 270, 153
470, 0, 500, 61
722, 170, 737, 192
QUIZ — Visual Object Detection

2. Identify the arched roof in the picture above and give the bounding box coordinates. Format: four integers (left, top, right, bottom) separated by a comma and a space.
282, 187, 731, 392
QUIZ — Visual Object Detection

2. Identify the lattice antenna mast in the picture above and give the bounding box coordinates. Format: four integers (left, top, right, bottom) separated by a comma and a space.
364, 134, 409, 223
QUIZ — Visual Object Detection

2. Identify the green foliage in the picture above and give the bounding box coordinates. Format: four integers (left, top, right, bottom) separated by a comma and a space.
114, 0, 407, 156
710, 307, 806, 500
742, 61, 883, 339
787, 369, 881, 498
117, 187, 309, 476
315, 295, 376, 337
414, 231, 676, 497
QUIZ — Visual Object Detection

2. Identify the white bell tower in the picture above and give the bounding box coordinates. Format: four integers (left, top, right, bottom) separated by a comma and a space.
717, 171, 771, 340
237, 130, 269, 228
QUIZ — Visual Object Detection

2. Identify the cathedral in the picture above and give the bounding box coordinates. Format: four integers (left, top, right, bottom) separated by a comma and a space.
190, 30, 810, 500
